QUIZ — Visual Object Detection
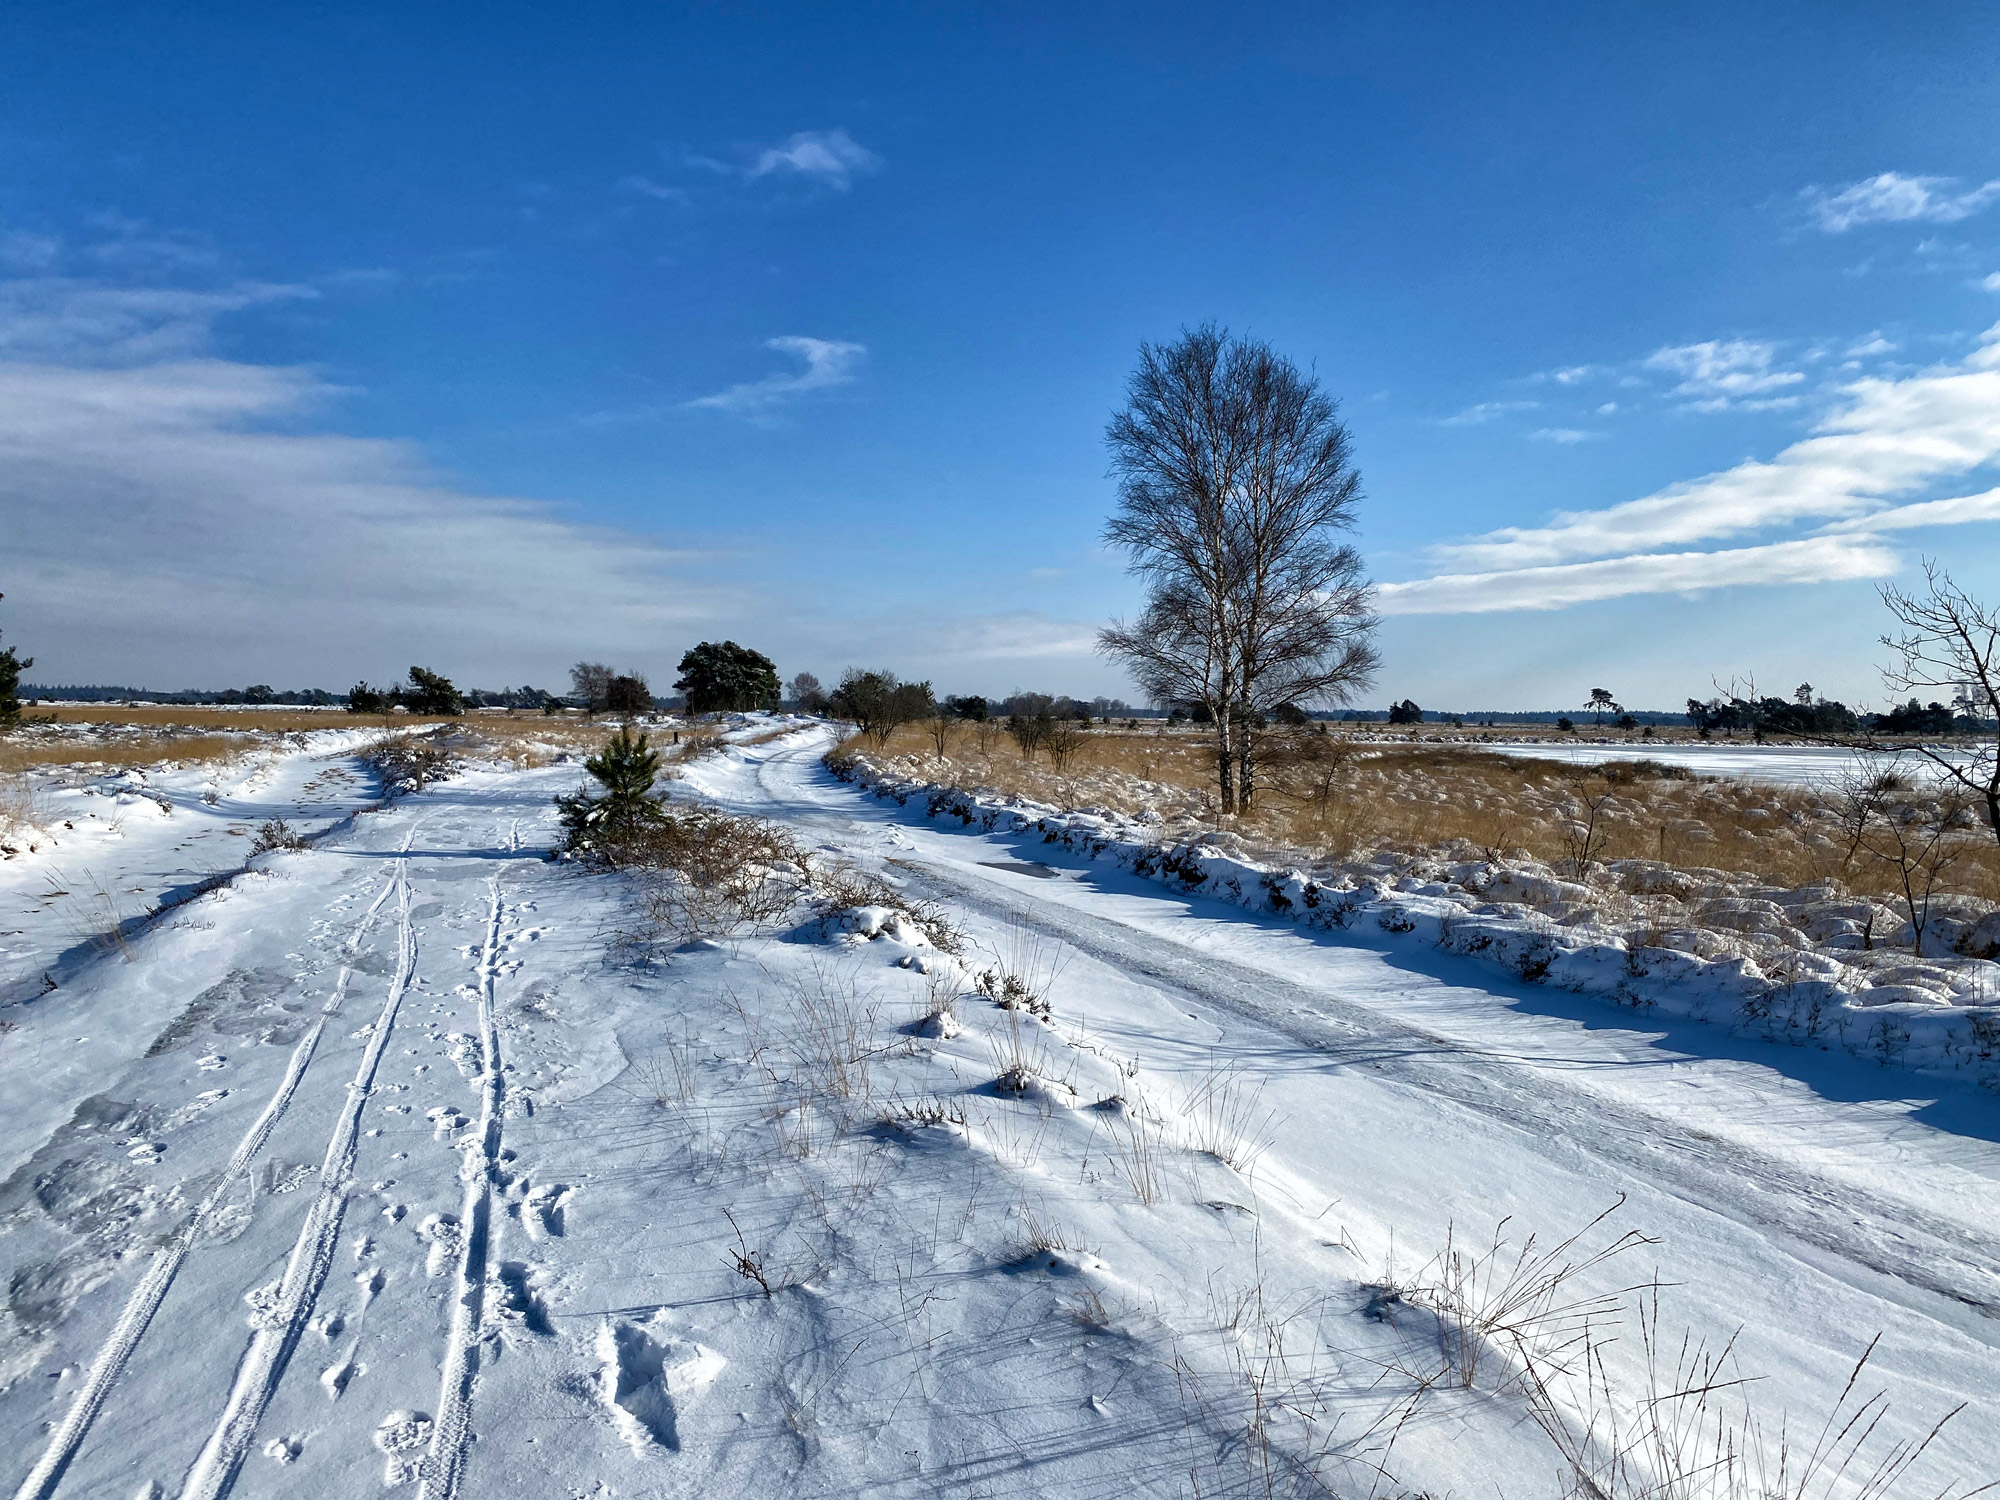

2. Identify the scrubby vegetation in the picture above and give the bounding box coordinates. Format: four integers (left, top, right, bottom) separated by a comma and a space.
844, 722, 2000, 942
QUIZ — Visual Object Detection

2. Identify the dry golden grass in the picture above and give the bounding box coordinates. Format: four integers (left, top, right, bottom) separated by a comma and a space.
35, 705, 426, 732
858, 724, 2000, 907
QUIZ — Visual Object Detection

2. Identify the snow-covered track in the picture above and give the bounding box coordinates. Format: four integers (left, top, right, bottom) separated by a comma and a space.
179, 851, 421, 1500
417, 872, 509, 1500
11, 876, 399, 1500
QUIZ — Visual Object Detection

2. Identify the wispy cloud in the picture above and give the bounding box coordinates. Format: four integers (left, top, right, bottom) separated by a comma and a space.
686, 336, 865, 416
1376, 535, 1896, 616
748, 129, 880, 190
0, 277, 315, 364
1433, 327, 2000, 572
1644, 339, 1804, 410
0, 270, 736, 685
618, 174, 692, 205
1822, 486, 2000, 535
1805, 172, 2000, 233
1441, 399, 1537, 426
1529, 427, 1598, 444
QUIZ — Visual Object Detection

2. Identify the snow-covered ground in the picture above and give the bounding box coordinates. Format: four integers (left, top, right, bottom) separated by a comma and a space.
1481, 739, 1977, 787
3, 722, 1996, 1497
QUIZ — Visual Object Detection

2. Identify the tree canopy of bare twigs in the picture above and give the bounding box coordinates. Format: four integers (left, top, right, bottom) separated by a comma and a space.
1098, 325, 1377, 814
1880, 561, 2000, 845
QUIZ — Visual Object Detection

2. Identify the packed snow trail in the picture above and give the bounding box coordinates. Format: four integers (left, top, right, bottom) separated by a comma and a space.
717, 732, 2000, 1336
416, 872, 507, 1500
10, 876, 399, 1500
180, 845, 420, 1500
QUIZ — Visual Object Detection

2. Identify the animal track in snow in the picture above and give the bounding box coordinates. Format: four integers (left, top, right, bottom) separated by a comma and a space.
596, 1313, 726, 1456
196, 1054, 227, 1071
320, 1345, 362, 1400
260, 1435, 302, 1464
425, 1106, 468, 1138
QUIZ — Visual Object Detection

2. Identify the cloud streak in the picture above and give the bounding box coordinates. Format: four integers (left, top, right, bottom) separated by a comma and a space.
1430, 325, 2000, 572
685, 336, 865, 416
1376, 535, 1898, 616
1806, 172, 2000, 233
748, 129, 880, 190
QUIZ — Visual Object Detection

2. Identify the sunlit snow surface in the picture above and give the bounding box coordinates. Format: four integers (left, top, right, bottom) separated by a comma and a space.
1, 721, 1995, 1498
1482, 738, 1977, 786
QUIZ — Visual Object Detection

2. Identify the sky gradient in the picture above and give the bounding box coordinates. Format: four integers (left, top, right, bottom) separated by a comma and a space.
4, 2, 1999, 711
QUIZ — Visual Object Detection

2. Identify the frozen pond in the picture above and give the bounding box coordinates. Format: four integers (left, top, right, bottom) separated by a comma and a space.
1479, 740, 1975, 787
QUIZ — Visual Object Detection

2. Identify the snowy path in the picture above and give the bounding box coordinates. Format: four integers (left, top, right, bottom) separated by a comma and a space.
2, 726, 1995, 1497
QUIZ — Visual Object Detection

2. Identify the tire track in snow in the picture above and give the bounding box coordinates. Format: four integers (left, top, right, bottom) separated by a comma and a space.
179, 845, 421, 1500
417, 871, 507, 1500
10, 875, 401, 1500
741, 735, 2000, 1333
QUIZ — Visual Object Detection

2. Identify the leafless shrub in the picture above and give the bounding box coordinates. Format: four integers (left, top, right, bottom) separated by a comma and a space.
882, 1093, 967, 1130
0, 774, 44, 845
722, 1208, 776, 1297
1044, 719, 1088, 774
248, 818, 307, 854
677, 728, 726, 761
923, 713, 963, 761
1557, 768, 1620, 878
364, 732, 460, 795
621, 806, 812, 945
1403, 1197, 1657, 1392
812, 862, 966, 954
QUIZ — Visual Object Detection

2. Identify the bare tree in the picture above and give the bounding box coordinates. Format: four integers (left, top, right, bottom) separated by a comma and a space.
923, 711, 962, 761
1099, 326, 1376, 813
571, 661, 615, 717
1880, 562, 2000, 846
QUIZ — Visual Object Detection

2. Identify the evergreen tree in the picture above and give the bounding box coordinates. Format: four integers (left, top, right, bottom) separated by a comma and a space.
347, 681, 391, 713
403, 665, 466, 716
0, 593, 30, 728
555, 726, 664, 858
676, 641, 781, 714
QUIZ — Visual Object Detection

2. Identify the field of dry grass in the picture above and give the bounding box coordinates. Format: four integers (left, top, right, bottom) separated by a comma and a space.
858, 723, 2000, 909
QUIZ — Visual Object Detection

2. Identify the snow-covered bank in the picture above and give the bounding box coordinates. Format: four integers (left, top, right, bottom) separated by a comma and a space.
831, 746, 2000, 1091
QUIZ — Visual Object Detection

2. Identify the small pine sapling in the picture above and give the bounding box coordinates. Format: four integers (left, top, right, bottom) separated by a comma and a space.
556, 725, 665, 859
0, 592, 31, 728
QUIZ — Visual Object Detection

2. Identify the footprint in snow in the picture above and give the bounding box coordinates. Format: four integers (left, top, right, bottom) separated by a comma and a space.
261, 1435, 302, 1464
196, 1054, 227, 1071
419, 1213, 461, 1277
373, 1410, 433, 1487
597, 1313, 726, 1456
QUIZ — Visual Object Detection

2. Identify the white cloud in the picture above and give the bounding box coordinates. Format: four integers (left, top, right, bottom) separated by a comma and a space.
0, 274, 748, 686
1644, 339, 1804, 410
1823, 485, 2000, 534
748, 129, 880, 190
1434, 325, 2000, 572
685, 336, 865, 416
619, 174, 692, 205
1983, 272, 2000, 292
1845, 333, 1895, 358
1442, 399, 1537, 426
0, 278, 314, 364
1528, 427, 1597, 444
1806, 172, 2000, 233
1376, 535, 1897, 616
0, 231, 61, 270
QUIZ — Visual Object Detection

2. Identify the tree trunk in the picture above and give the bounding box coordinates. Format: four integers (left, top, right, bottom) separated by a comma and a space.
1235, 708, 1256, 813
1212, 701, 1235, 814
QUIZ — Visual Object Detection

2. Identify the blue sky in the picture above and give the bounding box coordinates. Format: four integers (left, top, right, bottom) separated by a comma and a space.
5, 3, 2000, 710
